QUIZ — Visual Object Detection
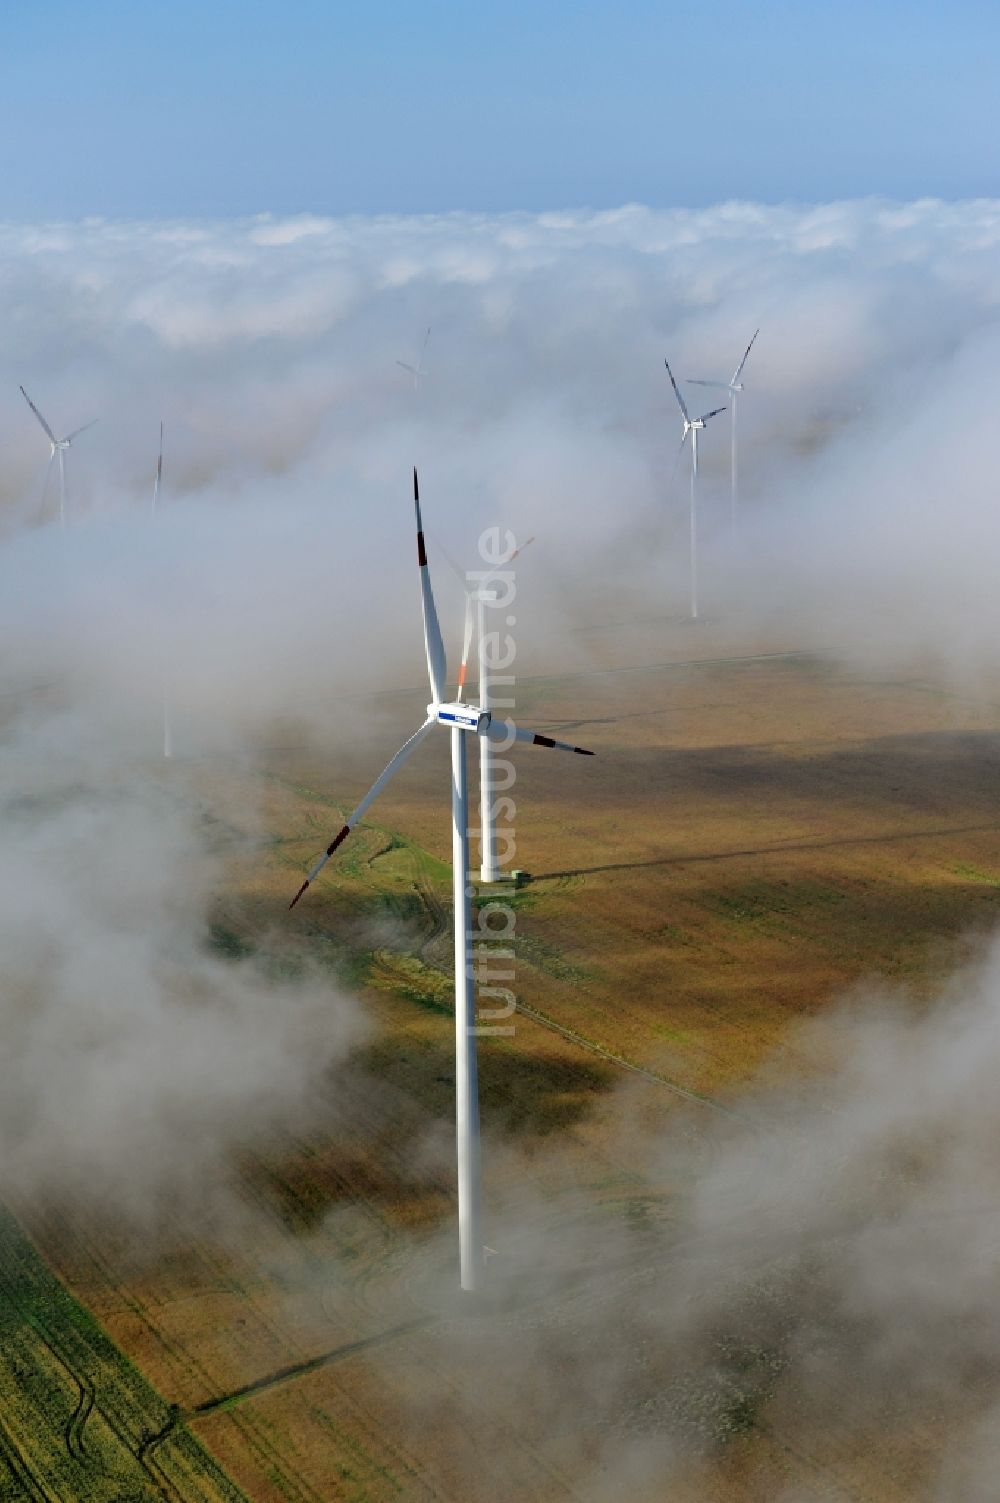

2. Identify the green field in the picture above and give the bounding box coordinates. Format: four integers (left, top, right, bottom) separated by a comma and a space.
0, 1205, 248, 1501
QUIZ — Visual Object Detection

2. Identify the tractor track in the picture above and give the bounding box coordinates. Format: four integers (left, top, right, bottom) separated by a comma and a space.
0, 1418, 54, 1503
29, 1207, 248, 1502
413, 875, 448, 961
65, 1372, 95, 1461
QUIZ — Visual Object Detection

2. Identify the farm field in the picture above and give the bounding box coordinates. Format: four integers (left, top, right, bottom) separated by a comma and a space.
0, 1204, 247, 1501
13, 612, 1000, 1501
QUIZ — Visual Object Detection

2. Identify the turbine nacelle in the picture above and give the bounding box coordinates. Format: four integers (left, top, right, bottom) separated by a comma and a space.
431, 701, 490, 734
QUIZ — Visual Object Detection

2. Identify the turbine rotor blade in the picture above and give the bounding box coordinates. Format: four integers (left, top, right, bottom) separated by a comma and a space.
667, 431, 688, 490
484, 719, 594, 756
64, 418, 98, 443
429, 531, 533, 700
289, 718, 436, 908
396, 361, 417, 375
663, 359, 690, 425
428, 531, 468, 588
698, 405, 728, 423
20, 386, 57, 445
730, 328, 759, 387
456, 590, 475, 701
686, 379, 730, 389
413, 468, 448, 703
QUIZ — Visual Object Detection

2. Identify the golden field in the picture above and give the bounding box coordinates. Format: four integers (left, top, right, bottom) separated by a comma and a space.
10, 610, 1000, 1501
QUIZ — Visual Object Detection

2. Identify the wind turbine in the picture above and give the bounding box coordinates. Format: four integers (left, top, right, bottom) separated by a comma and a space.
664, 360, 726, 621
150, 422, 172, 759
289, 471, 592, 1291
686, 330, 758, 533
151, 420, 164, 515
20, 386, 98, 529
455, 537, 536, 884
396, 327, 431, 391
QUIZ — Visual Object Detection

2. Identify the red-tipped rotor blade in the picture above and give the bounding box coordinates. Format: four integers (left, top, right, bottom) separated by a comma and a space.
455, 590, 475, 701
289, 718, 435, 908
413, 469, 447, 703
484, 719, 595, 756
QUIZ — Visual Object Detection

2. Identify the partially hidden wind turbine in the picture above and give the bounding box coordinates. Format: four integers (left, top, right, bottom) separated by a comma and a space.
289, 472, 592, 1291
151, 420, 164, 515
150, 422, 172, 759
455, 537, 535, 884
396, 326, 431, 391
20, 386, 98, 529
664, 359, 726, 621
686, 329, 758, 534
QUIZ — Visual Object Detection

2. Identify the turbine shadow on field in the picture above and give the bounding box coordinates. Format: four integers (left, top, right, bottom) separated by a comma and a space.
252, 1041, 617, 1234
535, 728, 1000, 880
359, 1034, 615, 1141
534, 819, 1000, 883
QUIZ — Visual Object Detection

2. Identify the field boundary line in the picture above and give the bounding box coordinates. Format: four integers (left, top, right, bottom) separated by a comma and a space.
512, 1000, 748, 1120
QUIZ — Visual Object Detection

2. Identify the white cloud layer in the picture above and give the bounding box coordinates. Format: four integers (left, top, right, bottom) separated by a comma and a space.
4, 198, 1000, 722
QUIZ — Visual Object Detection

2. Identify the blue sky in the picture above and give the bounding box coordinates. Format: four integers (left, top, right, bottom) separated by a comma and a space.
2, 0, 997, 217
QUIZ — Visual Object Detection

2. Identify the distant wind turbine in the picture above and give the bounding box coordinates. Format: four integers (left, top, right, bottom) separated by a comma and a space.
396, 327, 431, 391
151, 420, 164, 515
664, 359, 726, 621
289, 470, 592, 1290
20, 386, 98, 529
686, 330, 758, 533
150, 422, 172, 759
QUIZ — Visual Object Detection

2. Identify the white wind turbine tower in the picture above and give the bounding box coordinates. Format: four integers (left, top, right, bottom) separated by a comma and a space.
150, 422, 172, 759
396, 326, 431, 391
20, 386, 98, 529
454, 538, 535, 884
289, 471, 592, 1290
664, 359, 726, 621
686, 330, 758, 534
